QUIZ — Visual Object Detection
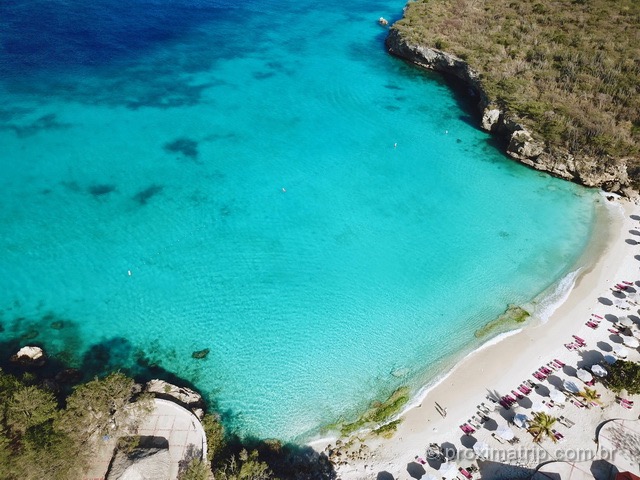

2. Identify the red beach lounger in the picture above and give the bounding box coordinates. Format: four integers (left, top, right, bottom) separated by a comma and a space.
512, 390, 524, 400
554, 359, 565, 367
592, 314, 603, 319
459, 467, 473, 479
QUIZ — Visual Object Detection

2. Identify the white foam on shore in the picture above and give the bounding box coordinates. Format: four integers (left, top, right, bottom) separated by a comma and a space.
394, 328, 524, 421
308, 328, 525, 449
528, 268, 583, 324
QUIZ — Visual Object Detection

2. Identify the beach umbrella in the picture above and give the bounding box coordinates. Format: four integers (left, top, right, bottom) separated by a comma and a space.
618, 316, 635, 327
625, 291, 640, 302
614, 299, 630, 309
633, 329, 640, 340
623, 336, 640, 348
613, 344, 629, 358
576, 368, 594, 383
563, 380, 580, 393
591, 365, 607, 377
438, 461, 459, 480
530, 399, 550, 413
420, 474, 439, 480
549, 388, 566, 403
603, 354, 617, 364
513, 413, 529, 428
497, 424, 515, 441
473, 441, 490, 459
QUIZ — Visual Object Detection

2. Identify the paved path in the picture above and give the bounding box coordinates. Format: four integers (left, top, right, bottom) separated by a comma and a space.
83, 398, 207, 480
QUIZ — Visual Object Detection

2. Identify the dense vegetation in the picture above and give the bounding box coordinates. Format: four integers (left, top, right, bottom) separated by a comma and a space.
605, 360, 640, 394
392, 0, 640, 183
0, 371, 151, 480
0, 368, 335, 480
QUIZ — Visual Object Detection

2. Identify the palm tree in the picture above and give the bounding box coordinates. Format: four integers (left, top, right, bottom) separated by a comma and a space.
577, 387, 602, 407
527, 412, 558, 443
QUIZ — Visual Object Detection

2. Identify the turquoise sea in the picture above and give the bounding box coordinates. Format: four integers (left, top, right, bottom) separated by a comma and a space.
0, 0, 596, 441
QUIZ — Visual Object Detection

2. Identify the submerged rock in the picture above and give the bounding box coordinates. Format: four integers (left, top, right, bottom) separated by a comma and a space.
191, 348, 210, 359
10, 345, 46, 367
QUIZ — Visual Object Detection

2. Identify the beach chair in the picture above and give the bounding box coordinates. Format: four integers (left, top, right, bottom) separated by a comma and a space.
553, 358, 566, 367
592, 314, 603, 319
532, 371, 546, 381
586, 322, 598, 329
491, 432, 504, 444
564, 343, 576, 351
572, 335, 586, 346
459, 467, 473, 479
518, 385, 530, 395
512, 389, 524, 400
540, 366, 552, 375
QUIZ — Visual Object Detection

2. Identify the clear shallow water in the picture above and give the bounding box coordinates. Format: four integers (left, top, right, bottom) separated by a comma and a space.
0, 0, 596, 440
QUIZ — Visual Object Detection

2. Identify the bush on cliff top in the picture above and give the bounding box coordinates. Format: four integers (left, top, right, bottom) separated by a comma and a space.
392, 0, 640, 172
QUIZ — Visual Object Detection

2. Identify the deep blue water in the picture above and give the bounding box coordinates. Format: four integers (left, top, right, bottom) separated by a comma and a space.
0, 0, 596, 440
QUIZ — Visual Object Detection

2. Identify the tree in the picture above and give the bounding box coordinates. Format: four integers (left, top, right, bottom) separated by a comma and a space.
202, 413, 226, 465
527, 412, 557, 443
6, 386, 58, 434
58, 372, 152, 447
215, 449, 272, 480
577, 387, 602, 406
605, 360, 640, 395
179, 459, 210, 480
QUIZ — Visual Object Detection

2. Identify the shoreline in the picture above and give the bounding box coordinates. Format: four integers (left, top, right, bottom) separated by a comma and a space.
312, 194, 638, 478
309, 192, 615, 448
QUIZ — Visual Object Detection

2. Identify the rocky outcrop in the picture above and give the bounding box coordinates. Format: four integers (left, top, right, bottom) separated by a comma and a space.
145, 380, 205, 418
10, 345, 45, 367
385, 28, 637, 198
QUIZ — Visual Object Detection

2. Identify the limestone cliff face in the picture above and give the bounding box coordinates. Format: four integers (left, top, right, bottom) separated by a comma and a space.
385, 29, 637, 198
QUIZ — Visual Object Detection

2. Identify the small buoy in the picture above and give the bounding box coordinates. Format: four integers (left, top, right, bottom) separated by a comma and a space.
445, 130, 449, 134
394, 142, 397, 148
127, 270, 132, 276
282, 187, 286, 193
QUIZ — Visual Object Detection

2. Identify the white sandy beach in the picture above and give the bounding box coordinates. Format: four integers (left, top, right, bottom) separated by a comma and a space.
315, 196, 640, 479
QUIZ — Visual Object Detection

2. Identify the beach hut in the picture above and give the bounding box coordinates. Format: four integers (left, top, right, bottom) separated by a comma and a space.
613, 344, 630, 358
576, 368, 593, 383
438, 461, 459, 480
549, 387, 566, 403
591, 365, 608, 377
623, 336, 640, 348
496, 424, 515, 441
563, 380, 580, 393
473, 441, 490, 459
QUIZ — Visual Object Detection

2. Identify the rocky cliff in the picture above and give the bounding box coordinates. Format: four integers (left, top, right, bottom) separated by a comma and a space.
385, 28, 637, 198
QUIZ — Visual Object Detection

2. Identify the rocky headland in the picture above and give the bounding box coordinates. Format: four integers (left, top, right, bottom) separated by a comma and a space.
385, 5, 639, 199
